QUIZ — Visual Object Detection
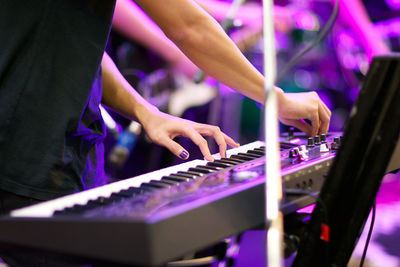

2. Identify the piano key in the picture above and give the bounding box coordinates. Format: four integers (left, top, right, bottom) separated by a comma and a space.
195, 165, 220, 171
207, 161, 233, 168
141, 182, 172, 190
230, 154, 255, 161
222, 141, 265, 159
157, 178, 181, 185
237, 153, 259, 159
220, 157, 246, 164
174, 172, 198, 179
57, 149, 262, 216
246, 149, 264, 156
150, 180, 177, 186
214, 159, 237, 166
92, 197, 114, 205
170, 174, 195, 180
10, 142, 265, 218
117, 187, 141, 197
188, 167, 212, 174
108, 193, 126, 201
162, 176, 191, 183
176, 171, 202, 178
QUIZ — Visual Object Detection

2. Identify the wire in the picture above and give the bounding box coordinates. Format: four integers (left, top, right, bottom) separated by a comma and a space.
359, 199, 376, 267
284, 188, 330, 267
276, 0, 340, 84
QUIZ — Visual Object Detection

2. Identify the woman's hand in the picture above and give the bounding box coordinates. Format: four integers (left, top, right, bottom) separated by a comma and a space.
140, 109, 240, 161
277, 89, 331, 136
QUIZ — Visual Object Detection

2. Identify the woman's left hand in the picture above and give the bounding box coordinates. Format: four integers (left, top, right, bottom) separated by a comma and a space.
141, 109, 240, 161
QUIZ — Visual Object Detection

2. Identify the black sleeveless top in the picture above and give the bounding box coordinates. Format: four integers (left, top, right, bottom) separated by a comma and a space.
0, 0, 116, 200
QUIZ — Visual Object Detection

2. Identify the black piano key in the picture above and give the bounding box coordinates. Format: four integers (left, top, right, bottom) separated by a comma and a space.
72, 204, 87, 211
238, 153, 259, 159
188, 167, 212, 174
173, 172, 198, 179
110, 192, 128, 199
176, 171, 202, 178
56, 204, 90, 215
246, 149, 264, 156
117, 187, 141, 197
141, 182, 172, 190
108, 194, 124, 202
92, 197, 114, 205
162, 176, 191, 183
139, 186, 158, 192
207, 161, 232, 168
231, 154, 254, 161
62, 207, 75, 214
53, 210, 69, 216
170, 174, 195, 180
57, 194, 131, 216
254, 148, 265, 152
84, 201, 104, 210
215, 159, 237, 166
220, 157, 245, 164
195, 165, 220, 171
242, 152, 262, 158
150, 180, 176, 187
160, 177, 183, 184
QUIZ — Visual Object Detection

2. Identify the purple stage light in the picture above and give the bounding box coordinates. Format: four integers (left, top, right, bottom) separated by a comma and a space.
385, 0, 400, 10
294, 11, 320, 31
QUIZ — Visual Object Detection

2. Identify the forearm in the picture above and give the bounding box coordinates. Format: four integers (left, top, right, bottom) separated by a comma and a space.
113, 0, 187, 64
133, 0, 330, 136
101, 52, 239, 160
194, 0, 262, 26
136, 0, 272, 103
101, 52, 156, 124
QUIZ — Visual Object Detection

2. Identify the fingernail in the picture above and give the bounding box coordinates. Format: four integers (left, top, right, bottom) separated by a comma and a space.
179, 150, 189, 160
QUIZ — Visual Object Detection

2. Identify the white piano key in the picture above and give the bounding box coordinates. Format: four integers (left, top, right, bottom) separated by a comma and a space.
212, 141, 265, 159
11, 141, 264, 218
11, 159, 206, 218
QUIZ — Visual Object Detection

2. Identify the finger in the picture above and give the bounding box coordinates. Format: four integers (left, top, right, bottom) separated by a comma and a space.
181, 127, 214, 161
195, 125, 240, 149
289, 119, 313, 137
321, 100, 331, 116
195, 125, 240, 158
222, 132, 240, 148
159, 136, 191, 160
195, 125, 227, 158
318, 102, 331, 135
309, 110, 320, 137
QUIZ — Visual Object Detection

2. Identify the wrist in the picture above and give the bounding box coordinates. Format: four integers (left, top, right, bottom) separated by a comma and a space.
134, 102, 159, 127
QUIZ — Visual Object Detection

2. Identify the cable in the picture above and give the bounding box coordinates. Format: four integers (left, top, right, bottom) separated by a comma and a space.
276, 0, 340, 84
284, 188, 330, 267
359, 199, 376, 267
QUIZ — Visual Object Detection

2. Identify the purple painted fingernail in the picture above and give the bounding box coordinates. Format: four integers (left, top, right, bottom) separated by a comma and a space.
179, 151, 189, 159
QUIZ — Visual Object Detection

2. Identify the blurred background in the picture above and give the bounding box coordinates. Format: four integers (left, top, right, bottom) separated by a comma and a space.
103, 0, 400, 181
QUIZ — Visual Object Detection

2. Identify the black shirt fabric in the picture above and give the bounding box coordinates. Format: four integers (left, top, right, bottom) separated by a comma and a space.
0, 0, 116, 200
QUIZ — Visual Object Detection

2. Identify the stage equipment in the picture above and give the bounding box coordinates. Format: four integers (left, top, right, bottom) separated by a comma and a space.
293, 54, 400, 267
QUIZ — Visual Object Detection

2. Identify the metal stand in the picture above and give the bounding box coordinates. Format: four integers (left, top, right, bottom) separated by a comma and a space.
262, 1, 284, 267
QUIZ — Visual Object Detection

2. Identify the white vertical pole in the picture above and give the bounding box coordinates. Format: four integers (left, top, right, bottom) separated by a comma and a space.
262, 1, 284, 267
